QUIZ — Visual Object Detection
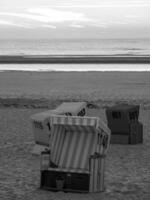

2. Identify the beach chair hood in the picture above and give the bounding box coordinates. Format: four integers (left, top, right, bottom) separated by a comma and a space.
49, 115, 111, 171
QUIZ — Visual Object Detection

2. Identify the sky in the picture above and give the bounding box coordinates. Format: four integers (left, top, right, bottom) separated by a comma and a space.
0, 0, 150, 39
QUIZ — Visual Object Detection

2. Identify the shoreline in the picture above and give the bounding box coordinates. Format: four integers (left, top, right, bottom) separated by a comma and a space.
1, 55, 150, 63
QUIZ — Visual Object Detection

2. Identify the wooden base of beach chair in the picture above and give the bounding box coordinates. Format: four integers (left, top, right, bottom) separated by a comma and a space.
111, 122, 143, 144
40, 155, 105, 193
89, 155, 105, 192
40, 169, 90, 193
130, 122, 143, 144
111, 134, 130, 144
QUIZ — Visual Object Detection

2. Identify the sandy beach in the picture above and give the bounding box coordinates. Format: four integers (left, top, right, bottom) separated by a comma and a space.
0, 71, 150, 106
0, 71, 150, 200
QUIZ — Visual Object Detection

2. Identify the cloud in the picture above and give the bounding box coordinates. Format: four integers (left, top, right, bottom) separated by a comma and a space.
0, 19, 29, 28
0, 12, 51, 23
92, 23, 108, 28
0, 7, 93, 29
0, 8, 92, 23
70, 24, 84, 28
42, 24, 56, 29
28, 7, 92, 22
0, 3, 149, 30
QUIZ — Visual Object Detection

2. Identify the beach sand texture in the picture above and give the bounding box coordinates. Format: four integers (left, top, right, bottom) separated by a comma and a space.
0, 108, 150, 200
0, 71, 150, 105
0, 71, 150, 199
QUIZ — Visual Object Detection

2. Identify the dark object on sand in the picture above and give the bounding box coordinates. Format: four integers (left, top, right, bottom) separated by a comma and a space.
106, 104, 143, 144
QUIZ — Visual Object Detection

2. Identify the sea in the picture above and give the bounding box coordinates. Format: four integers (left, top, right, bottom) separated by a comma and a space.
0, 38, 150, 71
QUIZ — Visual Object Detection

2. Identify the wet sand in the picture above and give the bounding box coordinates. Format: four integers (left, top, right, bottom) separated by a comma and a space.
1, 55, 150, 63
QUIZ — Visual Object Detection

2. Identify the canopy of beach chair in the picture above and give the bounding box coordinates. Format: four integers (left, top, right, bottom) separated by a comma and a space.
49, 115, 110, 171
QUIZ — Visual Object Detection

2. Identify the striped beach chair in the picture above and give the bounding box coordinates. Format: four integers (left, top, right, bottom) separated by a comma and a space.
40, 115, 111, 193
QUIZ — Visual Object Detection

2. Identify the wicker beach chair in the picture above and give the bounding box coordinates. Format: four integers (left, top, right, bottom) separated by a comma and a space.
40, 115, 111, 193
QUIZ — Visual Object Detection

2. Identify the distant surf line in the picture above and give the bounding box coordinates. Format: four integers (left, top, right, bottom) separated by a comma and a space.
0, 63, 150, 72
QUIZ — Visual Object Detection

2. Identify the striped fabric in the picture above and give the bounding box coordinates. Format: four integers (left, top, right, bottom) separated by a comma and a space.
50, 115, 110, 171
96, 129, 110, 155
59, 130, 97, 170
62, 125, 96, 134
51, 115, 97, 127
50, 125, 97, 170
89, 155, 105, 192
50, 125, 66, 166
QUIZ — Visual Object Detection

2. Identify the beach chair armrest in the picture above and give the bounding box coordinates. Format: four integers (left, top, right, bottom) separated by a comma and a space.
97, 130, 111, 155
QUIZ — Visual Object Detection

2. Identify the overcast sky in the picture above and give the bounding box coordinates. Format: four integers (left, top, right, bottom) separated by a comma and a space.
0, 0, 150, 39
